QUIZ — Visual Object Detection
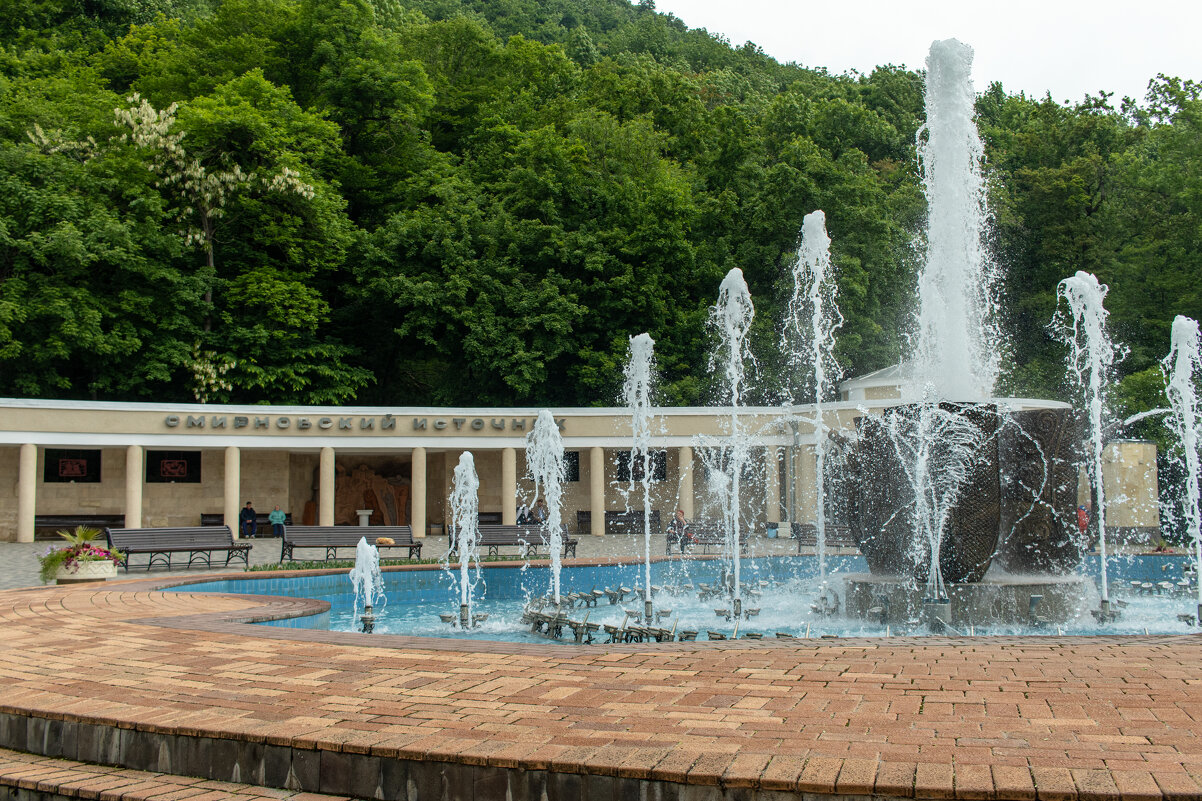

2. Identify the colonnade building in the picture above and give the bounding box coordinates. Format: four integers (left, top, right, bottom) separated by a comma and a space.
0, 397, 1159, 543
0, 399, 815, 542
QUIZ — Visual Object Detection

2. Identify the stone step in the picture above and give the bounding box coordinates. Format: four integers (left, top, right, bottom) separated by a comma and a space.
0, 746, 351, 801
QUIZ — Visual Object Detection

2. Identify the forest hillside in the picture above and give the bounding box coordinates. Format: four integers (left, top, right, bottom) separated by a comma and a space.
0, 0, 1197, 424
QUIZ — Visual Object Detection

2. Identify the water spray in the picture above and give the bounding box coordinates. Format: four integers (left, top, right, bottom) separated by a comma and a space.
1056, 271, 1124, 622
448, 452, 481, 627
527, 410, 566, 606
781, 210, 843, 585
1162, 315, 1202, 624
709, 269, 755, 617
348, 536, 385, 633
623, 333, 657, 624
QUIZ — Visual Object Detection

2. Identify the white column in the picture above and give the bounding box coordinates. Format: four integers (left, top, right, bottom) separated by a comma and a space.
678, 446, 694, 520
224, 446, 240, 536
765, 446, 780, 525
319, 447, 335, 526
502, 447, 517, 525
16, 444, 36, 543
589, 446, 605, 536
411, 447, 427, 537
125, 445, 143, 529
798, 445, 816, 523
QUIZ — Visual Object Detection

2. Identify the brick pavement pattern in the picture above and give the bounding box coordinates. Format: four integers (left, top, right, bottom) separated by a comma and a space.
0, 572, 1199, 799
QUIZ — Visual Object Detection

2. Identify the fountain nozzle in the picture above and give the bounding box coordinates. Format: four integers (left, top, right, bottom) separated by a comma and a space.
1091, 598, 1121, 624
459, 602, 470, 628
360, 603, 376, 634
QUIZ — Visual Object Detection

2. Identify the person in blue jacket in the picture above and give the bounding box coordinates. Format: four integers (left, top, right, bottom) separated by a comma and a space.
238, 501, 257, 539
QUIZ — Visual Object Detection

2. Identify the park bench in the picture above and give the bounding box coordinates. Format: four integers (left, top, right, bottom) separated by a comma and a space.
575, 509, 662, 537
35, 514, 125, 541
280, 526, 422, 562
104, 526, 251, 571
791, 522, 857, 552
453, 524, 578, 558
667, 520, 748, 555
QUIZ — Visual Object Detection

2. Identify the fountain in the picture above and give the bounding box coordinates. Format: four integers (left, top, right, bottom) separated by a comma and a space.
446, 451, 484, 628
840, 40, 1087, 628
622, 333, 658, 623
219, 39, 1193, 643
780, 210, 843, 587
706, 268, 755, 619
1162, 315, 1202, 624
348, 536, 385, 633
1055, 271, 1124, 622
526, 409, 566, 605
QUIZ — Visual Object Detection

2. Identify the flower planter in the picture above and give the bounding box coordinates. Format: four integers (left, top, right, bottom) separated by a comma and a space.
55, 560, 118, 585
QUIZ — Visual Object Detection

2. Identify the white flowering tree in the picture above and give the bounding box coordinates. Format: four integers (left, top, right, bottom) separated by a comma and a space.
23, 70, 369, 404
114, 91, 315, 330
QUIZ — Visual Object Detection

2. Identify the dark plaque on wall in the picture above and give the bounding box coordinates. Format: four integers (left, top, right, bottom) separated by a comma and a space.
146, 451, 202, 483
44, 449, 102, 483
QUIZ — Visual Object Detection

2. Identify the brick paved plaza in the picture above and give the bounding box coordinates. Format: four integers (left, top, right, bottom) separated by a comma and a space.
0, 540, 1199, 800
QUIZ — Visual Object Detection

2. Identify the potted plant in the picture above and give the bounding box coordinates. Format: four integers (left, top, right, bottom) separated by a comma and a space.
38, 526, 123, 584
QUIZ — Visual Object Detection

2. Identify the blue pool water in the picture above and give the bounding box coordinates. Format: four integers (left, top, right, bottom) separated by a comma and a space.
171, 554, 1199, 642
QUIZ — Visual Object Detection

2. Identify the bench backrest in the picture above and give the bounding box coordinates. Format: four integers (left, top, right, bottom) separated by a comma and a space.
201, 512, 292, 527
474, 524, 572, 543
792, 522, 853, 543
283, 526, 414, 545
688, 521, 747, 542
106, 526, 234, 549
604, 509, 661, 535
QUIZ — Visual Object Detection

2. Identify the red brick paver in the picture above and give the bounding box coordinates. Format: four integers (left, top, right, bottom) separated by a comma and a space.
0, 574, 1198, 800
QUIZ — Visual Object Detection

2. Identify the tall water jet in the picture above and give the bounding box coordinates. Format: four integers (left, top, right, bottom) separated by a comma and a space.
913, 38, 1000, 401
1056, 271, 1123, 617
623, 333, 657, 622
780, 210, 843, 582
448, 451, 482, 627
1162, 315, 1202, 622
892, 39, 1000, 626
709, 268, 755, 616
527, 410, 566, 605
348, 536, 385, 632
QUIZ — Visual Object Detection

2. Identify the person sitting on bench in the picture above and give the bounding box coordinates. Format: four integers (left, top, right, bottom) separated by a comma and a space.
668, 508, 694, 551
239, 501, 257, 539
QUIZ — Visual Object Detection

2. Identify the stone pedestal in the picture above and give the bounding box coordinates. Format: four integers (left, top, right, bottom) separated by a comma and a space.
356, 509, 373, 527
844, 572, 1090, 627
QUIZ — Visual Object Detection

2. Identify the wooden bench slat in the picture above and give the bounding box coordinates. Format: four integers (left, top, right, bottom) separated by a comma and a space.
280, 526, 422, 562
451, 524, 578, 558
791, 523, 857, 551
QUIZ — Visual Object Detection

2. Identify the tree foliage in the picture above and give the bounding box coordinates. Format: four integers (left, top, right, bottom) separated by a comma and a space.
0, 0, 1196, 416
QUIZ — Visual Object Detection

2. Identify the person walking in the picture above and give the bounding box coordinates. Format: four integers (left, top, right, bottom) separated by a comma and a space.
239, 501, 258, 539
268, 504, 286, 538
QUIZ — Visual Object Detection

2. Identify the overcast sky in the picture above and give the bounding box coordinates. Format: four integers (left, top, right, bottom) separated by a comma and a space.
653, 0, 1201, 106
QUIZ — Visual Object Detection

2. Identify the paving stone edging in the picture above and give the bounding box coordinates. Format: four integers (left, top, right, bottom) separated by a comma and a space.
0, 710, 766, 800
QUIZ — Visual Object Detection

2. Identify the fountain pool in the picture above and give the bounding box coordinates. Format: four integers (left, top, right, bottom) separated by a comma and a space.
173, 554, 1198, 642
